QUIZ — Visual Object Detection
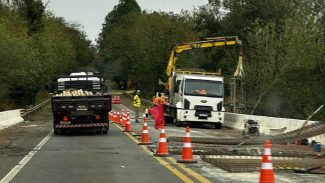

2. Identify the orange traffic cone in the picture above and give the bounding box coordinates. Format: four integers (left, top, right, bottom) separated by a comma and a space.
116, 112, 121, 124
138, 117, 152, 145
123, 116, 132, 132
108, 112, 112, 121
177, 126, 197, 163
155, 126, 170, 157
123, 111, 129, 127
259, 139, 275, 183
121, 115, 126, 127
112, 112, 117, 123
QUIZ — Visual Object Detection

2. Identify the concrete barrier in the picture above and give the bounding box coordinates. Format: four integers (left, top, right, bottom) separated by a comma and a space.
0, 109, 24, 131
224, 112, 325, 144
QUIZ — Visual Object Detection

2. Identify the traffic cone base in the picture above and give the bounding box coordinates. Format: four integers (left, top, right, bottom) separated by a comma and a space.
177, 159, 197, 163
123, 121, 132, 132
154, 153, 170, 157
139, 122, 152, 145
138, 142, 153, 145
178, 127, 197, 164
155, 127, 170, 157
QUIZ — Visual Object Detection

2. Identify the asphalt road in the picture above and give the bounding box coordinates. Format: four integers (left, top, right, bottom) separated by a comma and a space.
1, 94, 325, 183
9, 126, 186, 183
0, 106, 53, 180
0, 103, 205, 183
0, 103, 190, 183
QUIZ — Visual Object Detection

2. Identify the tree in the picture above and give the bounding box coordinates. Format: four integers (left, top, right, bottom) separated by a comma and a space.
0, 2, 94, 110
97, 10, 198, 95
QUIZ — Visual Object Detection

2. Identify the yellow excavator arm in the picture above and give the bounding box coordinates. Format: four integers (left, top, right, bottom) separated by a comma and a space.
166, 36, 242, 91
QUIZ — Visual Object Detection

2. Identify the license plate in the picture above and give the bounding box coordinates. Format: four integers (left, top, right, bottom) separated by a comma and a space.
76, 108, 88, 111
60, 121, 71, 124
199, 113, 208, 117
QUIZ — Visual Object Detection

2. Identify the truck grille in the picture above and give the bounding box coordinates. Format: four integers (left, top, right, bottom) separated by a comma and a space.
194, 105, 212, 119
194, 105, 213, 111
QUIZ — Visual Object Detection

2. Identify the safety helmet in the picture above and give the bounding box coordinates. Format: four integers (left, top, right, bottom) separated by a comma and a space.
136, 90, 140, 94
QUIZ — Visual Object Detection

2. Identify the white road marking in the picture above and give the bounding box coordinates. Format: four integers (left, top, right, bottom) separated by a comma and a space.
0, 130, 53, 183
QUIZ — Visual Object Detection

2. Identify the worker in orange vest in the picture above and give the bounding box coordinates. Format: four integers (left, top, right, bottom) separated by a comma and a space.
153, 93, 165, 106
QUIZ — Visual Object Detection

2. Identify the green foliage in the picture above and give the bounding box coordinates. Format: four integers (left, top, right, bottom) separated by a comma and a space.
23, 0, 45, 35
98, 10, 198, 96
97, 0, 324, 120
0, 2, 94, 110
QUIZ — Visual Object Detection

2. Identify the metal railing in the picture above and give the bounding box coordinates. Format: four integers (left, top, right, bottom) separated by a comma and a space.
21, 99, 51, 118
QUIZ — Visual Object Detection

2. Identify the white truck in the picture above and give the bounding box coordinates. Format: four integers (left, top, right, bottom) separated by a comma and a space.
163, 36, 242, 128
164, 70, 224, 128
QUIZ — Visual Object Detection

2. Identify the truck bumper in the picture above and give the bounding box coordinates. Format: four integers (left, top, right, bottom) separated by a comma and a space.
177, 109, 224, 123
55, 123, 108, 128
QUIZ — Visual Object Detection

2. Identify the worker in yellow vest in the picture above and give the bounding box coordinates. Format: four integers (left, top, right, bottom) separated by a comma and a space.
133, 90, 141, 123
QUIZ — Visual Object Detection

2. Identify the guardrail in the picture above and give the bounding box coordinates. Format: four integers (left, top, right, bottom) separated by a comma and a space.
0, 110, 24, 130
21, 99, 51, 118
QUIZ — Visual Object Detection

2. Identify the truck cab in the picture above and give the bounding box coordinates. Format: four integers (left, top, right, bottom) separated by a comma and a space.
165, 70, 224, 128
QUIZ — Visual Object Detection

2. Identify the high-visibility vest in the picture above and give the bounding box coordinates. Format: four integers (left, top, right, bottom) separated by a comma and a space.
133, 95, 141, 107
160, 97, 166, 105
153, 97, 159, 106
154, 97, 165, 106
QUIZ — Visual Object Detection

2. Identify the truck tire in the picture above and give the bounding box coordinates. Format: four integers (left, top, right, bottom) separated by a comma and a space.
175, 118, 183, 127
215, 123, 222, 129
53, 116, 60, 135
164, 116, 173, 123
54, 128, 60, 135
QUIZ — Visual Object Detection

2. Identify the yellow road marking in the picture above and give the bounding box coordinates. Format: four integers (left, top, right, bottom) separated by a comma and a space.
154, 156, 195, 183
114, 124, 140, 144
113, 123, 193, 182
167, 157, 212, 183
112, 123, 211, 183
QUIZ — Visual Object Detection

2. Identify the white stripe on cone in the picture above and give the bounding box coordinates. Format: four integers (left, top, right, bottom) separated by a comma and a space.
161, 129, 165, 133
143, 130, 149, 133
159, 138, 166, 142
261, 163, 273, 170
183, 143, 192, 148
264, 148, 271, 155
185, 133, 191, 137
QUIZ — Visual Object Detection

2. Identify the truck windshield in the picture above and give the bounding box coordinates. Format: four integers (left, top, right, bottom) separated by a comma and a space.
184, 79, 223, 97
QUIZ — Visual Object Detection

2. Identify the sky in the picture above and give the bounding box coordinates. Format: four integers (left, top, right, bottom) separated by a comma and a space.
43, 0, 209, 44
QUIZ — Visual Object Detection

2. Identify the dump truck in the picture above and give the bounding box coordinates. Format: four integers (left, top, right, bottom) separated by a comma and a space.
163, 36, 242, 128
50, 72, 111, 135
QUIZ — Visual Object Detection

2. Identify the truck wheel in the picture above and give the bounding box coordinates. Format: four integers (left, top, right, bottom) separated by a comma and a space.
164, 116, 173, 123
53, 116, 60, 135
215, 123, 222, 129
175, 119, 183, 127
54, 128, 59, 135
